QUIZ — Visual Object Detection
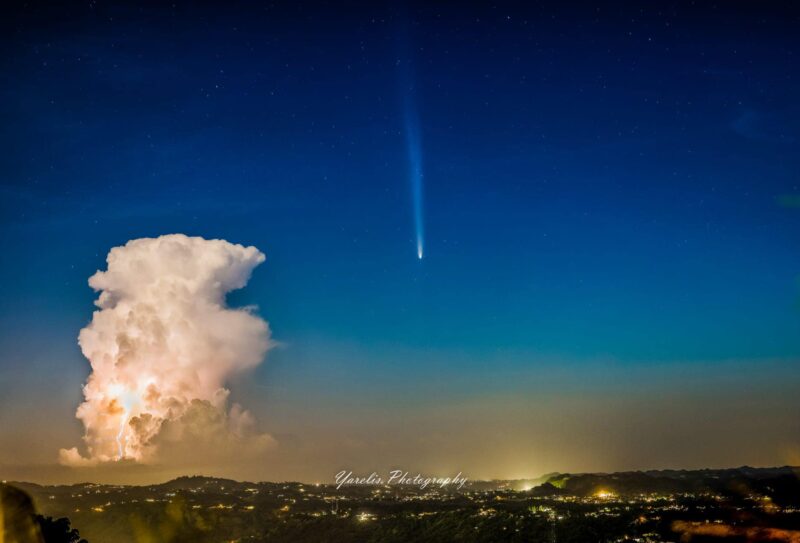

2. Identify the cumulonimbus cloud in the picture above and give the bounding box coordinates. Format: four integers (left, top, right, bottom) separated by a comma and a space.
59, 234, 273, 466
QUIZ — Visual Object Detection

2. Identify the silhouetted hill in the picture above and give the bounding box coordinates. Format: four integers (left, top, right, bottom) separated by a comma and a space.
541, 465, 800, 505
154, 475, 246, 491
6, 467, 800, 543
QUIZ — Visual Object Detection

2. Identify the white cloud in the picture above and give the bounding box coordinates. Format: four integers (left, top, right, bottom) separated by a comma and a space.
60, 234, 273, 466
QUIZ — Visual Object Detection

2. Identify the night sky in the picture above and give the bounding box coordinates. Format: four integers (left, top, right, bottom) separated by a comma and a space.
1, 1, 800, 483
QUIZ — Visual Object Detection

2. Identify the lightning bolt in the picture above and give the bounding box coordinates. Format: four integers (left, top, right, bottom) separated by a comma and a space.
110, 383, 136, 461
116, 408, 128, 460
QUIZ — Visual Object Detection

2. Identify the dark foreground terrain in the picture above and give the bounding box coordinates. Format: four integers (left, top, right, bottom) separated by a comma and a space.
5, 466, 800, 542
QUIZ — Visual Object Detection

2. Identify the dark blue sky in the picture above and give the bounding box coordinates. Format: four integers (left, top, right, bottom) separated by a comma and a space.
1, 1, 800, 479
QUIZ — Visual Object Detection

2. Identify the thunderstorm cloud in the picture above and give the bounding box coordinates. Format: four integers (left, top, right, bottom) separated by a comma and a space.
59, 234, 273, 467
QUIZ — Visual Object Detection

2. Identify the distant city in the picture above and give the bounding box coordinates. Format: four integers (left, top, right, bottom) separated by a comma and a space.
5, 466, 800, 542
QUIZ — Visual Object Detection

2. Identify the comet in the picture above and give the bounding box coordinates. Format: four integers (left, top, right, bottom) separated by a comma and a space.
399, 25, 425, 260
408, 118, 424, 260
404, 84, 424, 260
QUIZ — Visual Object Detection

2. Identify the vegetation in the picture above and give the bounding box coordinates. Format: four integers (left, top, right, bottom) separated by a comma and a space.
35, 515, 88, 543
